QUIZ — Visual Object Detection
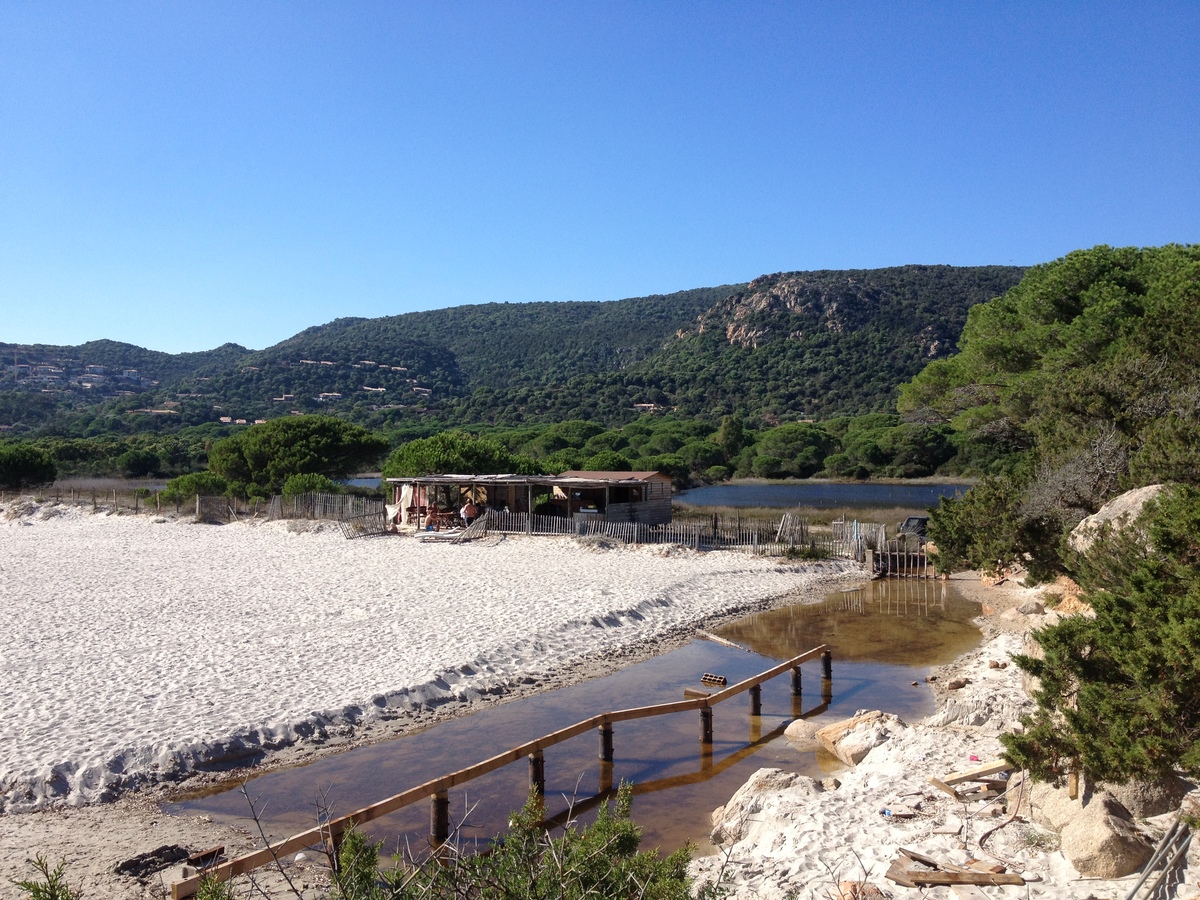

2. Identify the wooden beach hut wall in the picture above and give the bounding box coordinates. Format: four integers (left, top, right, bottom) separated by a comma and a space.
555, 471, 673, 525
384, 471, 673, 530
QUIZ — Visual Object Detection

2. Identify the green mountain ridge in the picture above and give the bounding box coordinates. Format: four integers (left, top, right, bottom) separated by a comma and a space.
1, 267, 1024, 435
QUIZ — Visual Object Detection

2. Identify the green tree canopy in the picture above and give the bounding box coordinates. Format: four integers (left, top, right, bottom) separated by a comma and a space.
208, 415, 388, 495
381, 430, 541, 478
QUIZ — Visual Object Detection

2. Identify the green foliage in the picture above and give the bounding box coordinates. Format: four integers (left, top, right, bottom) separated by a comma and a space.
332, 824, 381, 900
1002, 485, 1200, 782
581, 450, 633, 472
12, 855, 80, 900
926, 477, 1025, 575
0, 442, 57, 489
900, 244, 1200, 485
115, 447, 161, 478
282, 472, 337, 496
382, 431, 541, 478
209, 416, 388, 495
389, 783, 704, 900
160, 471, 230, 503
194, 874, 236, 900
756, 423, 836, 478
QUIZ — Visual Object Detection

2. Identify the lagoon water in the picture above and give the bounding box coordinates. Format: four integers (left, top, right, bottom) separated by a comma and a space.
676, 481, 968, 509
169, 578, 979, 856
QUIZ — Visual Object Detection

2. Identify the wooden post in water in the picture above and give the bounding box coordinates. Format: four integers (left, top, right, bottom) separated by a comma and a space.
749, 684, 762, 716
700, 707, 713, 745
821, 649, 833, 680
430, 791, 449, 845
791, 666, 802, 697
599, 760, 613, 793
598, 724, 613, 762
528, 751, 545, 796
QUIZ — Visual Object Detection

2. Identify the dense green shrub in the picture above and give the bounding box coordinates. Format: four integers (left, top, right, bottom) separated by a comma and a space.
160, 471, 230, 503
1003, 485, 1200, 783
0, 442, 57, 489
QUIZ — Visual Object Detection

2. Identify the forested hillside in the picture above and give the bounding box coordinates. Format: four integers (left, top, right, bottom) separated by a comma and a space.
1, 266, 1022, 445
907, 244, 1200, 576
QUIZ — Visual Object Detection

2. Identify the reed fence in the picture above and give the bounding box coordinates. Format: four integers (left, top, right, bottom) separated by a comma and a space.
464, 508, 877, 563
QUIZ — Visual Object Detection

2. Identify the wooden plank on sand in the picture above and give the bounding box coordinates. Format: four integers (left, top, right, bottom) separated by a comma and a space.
940, 758, 1013, 786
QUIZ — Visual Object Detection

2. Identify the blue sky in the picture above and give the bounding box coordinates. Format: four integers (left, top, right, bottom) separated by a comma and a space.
2, 3, 1197, 354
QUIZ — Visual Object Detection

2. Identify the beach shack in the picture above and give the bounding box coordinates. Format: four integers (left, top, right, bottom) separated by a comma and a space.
385, 471, 673, 531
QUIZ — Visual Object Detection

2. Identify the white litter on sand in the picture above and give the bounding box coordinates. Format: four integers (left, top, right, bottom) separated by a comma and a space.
0, 502, 858, 812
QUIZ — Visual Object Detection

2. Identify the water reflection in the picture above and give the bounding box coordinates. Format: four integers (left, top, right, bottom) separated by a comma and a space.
167, 578, 980, 855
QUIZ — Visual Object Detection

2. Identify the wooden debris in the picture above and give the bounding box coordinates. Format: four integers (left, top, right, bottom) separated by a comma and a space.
929, 776, 961, 800
683, 687, 712, 699
884, 848, 1025, 888
700, 673, 727, 686
938, 758, 1013, 786
187, 846, 225, 869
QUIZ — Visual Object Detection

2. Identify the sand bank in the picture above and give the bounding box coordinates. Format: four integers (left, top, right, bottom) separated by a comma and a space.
1, 497, 860, 856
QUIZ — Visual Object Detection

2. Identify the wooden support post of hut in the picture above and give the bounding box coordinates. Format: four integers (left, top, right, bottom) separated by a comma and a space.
700, 707, 713, 745
529, 751, 545, 797
430, 791, 449, 845
598, 723, 613, 762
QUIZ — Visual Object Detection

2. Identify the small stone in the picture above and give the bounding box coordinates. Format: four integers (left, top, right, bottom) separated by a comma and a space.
946, 677, 970, 690
294, 852, 308, 864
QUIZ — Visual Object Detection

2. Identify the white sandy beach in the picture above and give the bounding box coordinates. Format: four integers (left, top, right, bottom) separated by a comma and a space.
0, 499, 859, 814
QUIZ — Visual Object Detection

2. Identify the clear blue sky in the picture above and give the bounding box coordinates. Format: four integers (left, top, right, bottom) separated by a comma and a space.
2, 3, 1197, 354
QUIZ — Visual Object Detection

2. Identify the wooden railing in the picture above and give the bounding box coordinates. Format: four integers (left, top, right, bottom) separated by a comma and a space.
172, 643, 832, 898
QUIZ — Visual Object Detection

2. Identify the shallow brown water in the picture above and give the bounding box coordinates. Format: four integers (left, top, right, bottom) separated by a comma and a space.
167, 578, 979, 857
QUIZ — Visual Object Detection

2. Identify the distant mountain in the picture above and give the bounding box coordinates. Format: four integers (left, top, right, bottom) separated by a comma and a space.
0, 270, 1024, 435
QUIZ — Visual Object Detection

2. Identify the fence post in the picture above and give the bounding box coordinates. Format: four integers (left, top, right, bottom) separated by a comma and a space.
700, 707, 713, 745
598, 723, 614, 762
821, 649, 832, 680
529, 751, 545, 796
749, 684, 762, 716
791, 666, 802, 697
430, 791, 449, 845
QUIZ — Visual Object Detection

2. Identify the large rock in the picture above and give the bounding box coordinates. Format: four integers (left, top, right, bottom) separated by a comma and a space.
1099, 773, 1195, 818
783, 717, 823, 750
1027, 780, 1153, 877
1068, 484, 1164, 555
815, 710, 906, 766
710, 768, 822, 845
1060, 795, 1153, 877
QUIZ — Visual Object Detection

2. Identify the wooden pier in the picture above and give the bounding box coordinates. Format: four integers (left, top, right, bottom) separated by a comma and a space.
172, 644, 832, 898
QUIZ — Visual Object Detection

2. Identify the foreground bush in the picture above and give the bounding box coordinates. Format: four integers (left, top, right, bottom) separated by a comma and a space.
18, 783, 721, 899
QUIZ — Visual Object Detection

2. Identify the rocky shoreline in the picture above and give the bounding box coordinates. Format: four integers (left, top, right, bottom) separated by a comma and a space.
689, 571, 1200, 899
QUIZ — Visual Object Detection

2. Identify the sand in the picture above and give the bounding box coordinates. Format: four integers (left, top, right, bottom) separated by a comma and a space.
0, 497, 859, 897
